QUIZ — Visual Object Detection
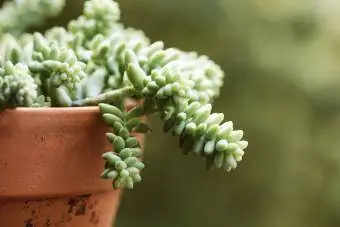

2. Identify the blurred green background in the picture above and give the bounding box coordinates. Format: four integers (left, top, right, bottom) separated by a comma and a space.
11, 0, 340, 226
115, 1, 340, 226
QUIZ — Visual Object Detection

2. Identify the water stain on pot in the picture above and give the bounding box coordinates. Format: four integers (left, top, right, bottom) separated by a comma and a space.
67, 194, 91, 216
24, 218, 34, 227
21, 194, 100, 226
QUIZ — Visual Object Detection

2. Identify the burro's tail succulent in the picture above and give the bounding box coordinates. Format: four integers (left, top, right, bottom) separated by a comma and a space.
0, 0, 248, 189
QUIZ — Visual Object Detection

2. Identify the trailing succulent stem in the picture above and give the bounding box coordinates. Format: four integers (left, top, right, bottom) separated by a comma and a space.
0, 0, 248, 189
99, 103, 150, 189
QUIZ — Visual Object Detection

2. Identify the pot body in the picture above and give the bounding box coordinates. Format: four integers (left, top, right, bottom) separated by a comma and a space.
0, 107, 143, 226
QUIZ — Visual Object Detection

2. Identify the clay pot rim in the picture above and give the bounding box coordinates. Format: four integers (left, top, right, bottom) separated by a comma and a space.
2, 97, 141, 114
4, 106, 100, 113
4, 99, 140, 113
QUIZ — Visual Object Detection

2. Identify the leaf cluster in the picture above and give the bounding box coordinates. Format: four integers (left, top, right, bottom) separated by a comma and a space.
0, 0, 248, 189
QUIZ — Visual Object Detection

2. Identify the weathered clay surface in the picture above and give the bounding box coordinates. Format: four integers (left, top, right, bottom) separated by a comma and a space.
0, 107, 143, 226
0, 191, 122, 226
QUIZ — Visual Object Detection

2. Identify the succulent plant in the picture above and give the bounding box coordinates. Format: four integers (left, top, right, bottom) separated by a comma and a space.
0, 0, 248, 189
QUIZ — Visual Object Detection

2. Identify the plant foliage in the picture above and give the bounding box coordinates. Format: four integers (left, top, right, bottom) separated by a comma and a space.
0, 0, 248, 189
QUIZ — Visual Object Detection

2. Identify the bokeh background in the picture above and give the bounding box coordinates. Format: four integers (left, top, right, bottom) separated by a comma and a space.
8, 0, 340, 226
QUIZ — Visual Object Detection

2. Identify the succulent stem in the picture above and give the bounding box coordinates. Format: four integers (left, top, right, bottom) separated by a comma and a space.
71, 86, 136, 106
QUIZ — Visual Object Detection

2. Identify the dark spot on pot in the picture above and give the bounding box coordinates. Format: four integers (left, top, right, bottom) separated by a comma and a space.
23, 201, 30, 209
75, 204, 86, 216
76, 196, 89, 216
67, 217, 73, 222
67, 198, 77, 213
90, 211, 99, 225
30, 209, 38, 220
67, 194, 91, 215
40, 136, 45, 141
45, 218, 51, 226
24, 219, 34, 227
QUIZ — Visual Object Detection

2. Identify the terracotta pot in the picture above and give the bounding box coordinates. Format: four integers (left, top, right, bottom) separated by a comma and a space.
0, 106, 144, 226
